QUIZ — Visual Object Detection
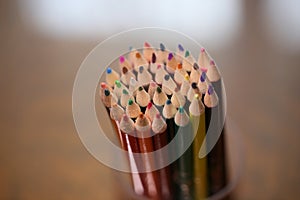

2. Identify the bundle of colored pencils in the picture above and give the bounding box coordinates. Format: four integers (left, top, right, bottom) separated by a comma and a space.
99, 42, 227, 200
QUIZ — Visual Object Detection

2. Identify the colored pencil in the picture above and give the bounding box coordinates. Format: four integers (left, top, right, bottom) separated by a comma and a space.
206, 60, 227, 195
135, 113, 160, 198
174, 106, 194, 199
189, 94, 207, 199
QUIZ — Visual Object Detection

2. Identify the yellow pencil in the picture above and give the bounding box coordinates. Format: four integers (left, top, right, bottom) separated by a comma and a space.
189, 94, 207, 199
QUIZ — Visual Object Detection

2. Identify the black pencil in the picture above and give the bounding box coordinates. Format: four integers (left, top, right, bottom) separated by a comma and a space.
174, 106, 194, 199
206, 60, 227, 195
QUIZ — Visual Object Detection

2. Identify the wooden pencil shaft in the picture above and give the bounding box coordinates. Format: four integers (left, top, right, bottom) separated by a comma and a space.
135, 118, 160, 198
190, 113, 208, 199
206, 80, 227, 195
153, 130, 173, 200
174, 123, 194, 199
175, 123, 194, 181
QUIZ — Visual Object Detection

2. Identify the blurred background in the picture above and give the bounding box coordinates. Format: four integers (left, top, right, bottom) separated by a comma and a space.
1, 0, 300, 199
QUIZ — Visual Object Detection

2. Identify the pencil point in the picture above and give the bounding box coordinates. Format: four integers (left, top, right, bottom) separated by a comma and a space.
166, 99, 171, 105
191, 82, 197, 89
147, 102, 153, 109
152, 53, 156, 63
144, 42, 150, 47
160, 43, 165, 51
100, 82, 106, 89
164, 74, 170, 81
138, 112, 144, 119
208, 85, 214, 95
200, 72, 206, 82
104, 89, 110, 96
106, 67, 112, 74
119, 56, 125, 63
184, 74, 190, 81
139, 66, 144, 73
178, 44, 184, 52
128, 99, 133, 105
138, 86, 143, 91
178, 106, 184, 113
177, 63, 183, 69
185, 51, 190, 57
122, 89, 128, 94
115, 80, 121, 88
122, 67, 128, 74
136, 52, 141, 58
156, 87, 162, 93
168, 53, 173, 60
193, 63, 199, 70
156, 113, 160, 118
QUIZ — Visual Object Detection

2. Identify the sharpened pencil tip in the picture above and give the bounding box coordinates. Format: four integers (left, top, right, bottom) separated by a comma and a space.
178, 44, 184, 52
106, 67, 112, 74
168, 53, 173, 60
164, 74, 170, 81
119, 56, 125, 63
185, 51, 190, 57
136, 52, 141, 58
122, 89, 128, 94
104, 89, 110, 96
115, 80, 121, 88
177, 63, 183, 69
147, 102, 153, 109
166, 99, 171, 105
152, 53, 156, 63
193, 63, 199, 70
100, 82, 106, 89
200, 72, 206, 82
179, 106, 184, 113
160, 43, 165, 51
139, 66, 144, 73
184, 74, 190, 81
144, 42, 150, 47
138, 112, 144, 118
156, 87, 162, 93
128, 99, 133, 105
122, 67, 128, 74
191, 82, 197, 89
208, 85, 214, 95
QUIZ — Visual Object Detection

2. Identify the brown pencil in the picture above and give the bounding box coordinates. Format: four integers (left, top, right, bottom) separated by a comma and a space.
152, 113, 173, 199
135, 113, 160, 199
119, 114, 145, 196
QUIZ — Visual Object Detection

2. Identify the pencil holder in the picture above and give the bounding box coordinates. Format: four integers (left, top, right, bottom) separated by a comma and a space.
74, 28, 243, 200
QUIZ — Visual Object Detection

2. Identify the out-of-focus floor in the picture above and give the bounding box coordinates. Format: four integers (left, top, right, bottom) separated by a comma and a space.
1, 0, 300, 199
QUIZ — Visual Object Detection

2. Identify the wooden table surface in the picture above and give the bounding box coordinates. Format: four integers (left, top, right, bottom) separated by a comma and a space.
1, 1, 299, 199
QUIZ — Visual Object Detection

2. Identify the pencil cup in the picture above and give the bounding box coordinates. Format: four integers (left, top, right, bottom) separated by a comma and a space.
87, 28, 244, 200
107, 118, 243, 200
